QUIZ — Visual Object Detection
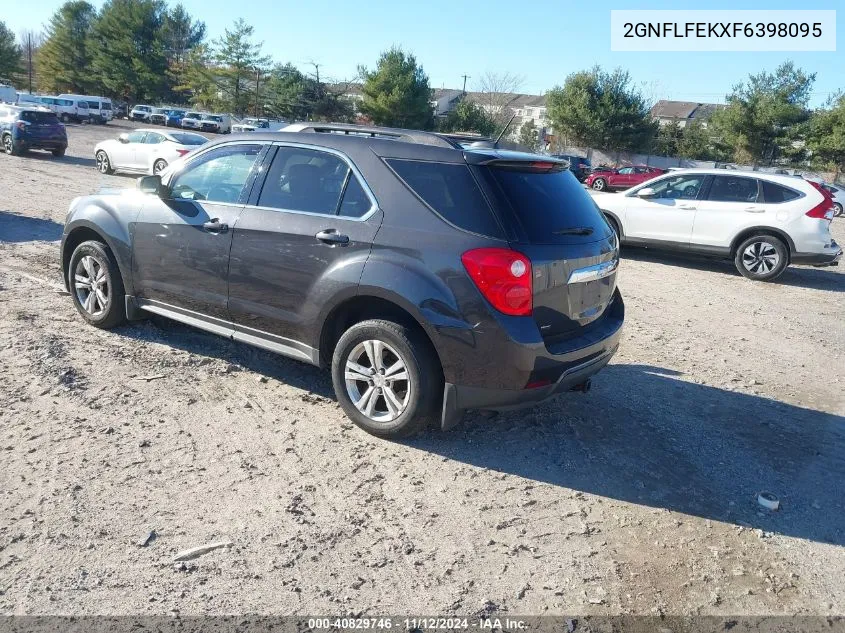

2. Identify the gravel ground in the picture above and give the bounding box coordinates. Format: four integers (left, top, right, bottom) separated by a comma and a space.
1, 121, 844, 616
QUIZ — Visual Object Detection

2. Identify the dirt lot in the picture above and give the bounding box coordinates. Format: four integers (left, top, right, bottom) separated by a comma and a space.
1, 121, 844, 617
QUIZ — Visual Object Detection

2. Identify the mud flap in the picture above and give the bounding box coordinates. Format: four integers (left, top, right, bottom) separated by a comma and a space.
125, 295, 144, 321
441, 383, 463, 431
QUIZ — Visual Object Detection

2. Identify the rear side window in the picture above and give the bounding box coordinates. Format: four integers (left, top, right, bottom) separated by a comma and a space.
761, 180, 802, 203
386, 159, 503, 238
480, 167, 608, 244
708, 175, 758, 202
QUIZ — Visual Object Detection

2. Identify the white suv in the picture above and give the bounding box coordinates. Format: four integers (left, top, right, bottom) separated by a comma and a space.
591, 169, 841, 281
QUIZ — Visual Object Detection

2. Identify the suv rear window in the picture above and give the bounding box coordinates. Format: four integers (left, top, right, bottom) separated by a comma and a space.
479, 167, 609, 244
20, 111, 60, 124
385, 159, 503, 238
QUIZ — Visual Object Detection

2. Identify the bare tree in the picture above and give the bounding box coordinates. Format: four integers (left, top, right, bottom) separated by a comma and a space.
18, 30, 42, 94
474, 71, 525, 128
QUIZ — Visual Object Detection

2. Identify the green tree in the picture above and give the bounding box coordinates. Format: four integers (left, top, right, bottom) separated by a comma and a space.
162, 3, 205, 102
517, 119, 539, 151
175, 43, 218, 108
709, 61, 815, 165
546, 66, 657, 152
263, 64, 308, 119
0, 22, 23, 84
676, 122, 724, 161
359, 47, 433, 129
807, 93, 845, 180
90, 0, 169, 101
437, 99, 496, 136
214, 18, 270, 115
35, 1, 96, 93
653, 121, 681, 156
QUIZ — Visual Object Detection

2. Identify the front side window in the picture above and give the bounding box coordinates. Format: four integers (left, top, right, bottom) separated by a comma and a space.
708, 175, 758, 203
258, 146, 370, 216
170, 144, 262, 204
126, 131, 148, 143
641, 174, 706, 200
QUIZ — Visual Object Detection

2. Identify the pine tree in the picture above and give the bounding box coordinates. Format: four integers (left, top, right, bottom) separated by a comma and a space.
0, 22, 23, 84
34, 2, 96, 93
359, 47, 433, 130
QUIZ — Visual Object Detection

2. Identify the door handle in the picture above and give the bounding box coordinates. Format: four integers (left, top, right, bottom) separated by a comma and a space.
678, 204, 697, 210
202, 219, 228, 233
315, 229, 350, 245
744, 207, 765, 213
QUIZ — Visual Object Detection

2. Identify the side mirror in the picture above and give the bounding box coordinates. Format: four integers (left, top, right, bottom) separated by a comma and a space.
636, 187, 655, 198
118, 133, 129, 143
138, 175, 163, 196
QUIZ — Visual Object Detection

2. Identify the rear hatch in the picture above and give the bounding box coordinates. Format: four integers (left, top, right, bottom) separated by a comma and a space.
469, 153, 619, 343
20, 111, 65, 139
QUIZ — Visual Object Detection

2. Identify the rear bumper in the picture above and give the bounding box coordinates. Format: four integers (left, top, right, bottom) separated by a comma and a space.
439, 290, 624, 426
792, 241, 842, 266
17, 138, 67, 151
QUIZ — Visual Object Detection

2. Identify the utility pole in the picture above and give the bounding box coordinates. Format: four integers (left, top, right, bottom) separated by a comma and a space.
26, 32, 33, 93
461, 74, 470, 94
307, 61, 321, 85
254, 67, 261, 118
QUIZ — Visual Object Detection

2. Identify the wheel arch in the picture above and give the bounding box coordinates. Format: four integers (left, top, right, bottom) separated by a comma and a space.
601, 209, 623, 238
62, 220, 132, 294
318, 293, 444, 376
730, 226, 795, 260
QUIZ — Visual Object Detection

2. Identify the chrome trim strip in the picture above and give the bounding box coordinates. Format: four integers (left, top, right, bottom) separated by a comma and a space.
567, 259, 619, 284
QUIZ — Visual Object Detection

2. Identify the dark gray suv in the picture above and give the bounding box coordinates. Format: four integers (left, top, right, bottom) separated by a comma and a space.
60, 123, 624, 438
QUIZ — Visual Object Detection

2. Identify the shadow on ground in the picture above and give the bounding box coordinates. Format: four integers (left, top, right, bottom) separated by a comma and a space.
621, 246, 844, 293
116, 314, 845, 547
0, 210, 63, 242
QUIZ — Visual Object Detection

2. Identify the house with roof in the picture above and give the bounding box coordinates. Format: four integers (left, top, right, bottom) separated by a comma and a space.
651, 100, 725, 128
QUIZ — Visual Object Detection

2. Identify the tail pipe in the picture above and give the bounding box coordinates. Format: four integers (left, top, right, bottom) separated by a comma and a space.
570, 379, 592, 394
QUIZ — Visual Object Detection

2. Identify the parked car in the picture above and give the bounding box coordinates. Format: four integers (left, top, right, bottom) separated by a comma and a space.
199, 113, 231, 134
93, 129, 207, 175
149, 108, 169, 126
112, 101, 129, 119
232, 118, 270, 133
821, 184, 844, 217
19, 94, 89, 123
58, 94, 111, 123
181, 111, 204, 129
550, 154, 591, 182
60, 123, 623, 438
0, 105, 67, 156
130, 104, 153, 121
592, 169, 841, 281
164, 109, 187, 127
585, 165, 665, 191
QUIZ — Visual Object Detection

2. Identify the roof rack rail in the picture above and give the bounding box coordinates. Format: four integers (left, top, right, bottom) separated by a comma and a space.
281, 122, 458, 148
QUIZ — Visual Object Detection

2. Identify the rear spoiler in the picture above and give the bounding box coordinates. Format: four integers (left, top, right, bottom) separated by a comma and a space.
467, 157, 569, 173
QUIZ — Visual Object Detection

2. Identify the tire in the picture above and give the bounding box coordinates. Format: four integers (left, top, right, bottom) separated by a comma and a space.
734, 234, 789, 281
95, 150, 113, 174
591, 178, 607, 191
52, 147, 66, 157
331, 319, 442, 439
835, 203, 843, 217
3, 133, 20, 156
153, 159, 167, 175
60, 113, 69, 123
68, 240, 126, 329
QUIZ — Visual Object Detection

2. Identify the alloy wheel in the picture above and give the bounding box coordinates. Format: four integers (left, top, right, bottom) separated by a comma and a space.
96, 152, 110, 173
74, 255, 109, 316
741, 241, 780, 275
153, 160, 167, 175
592, 179, 606, 191
344, 340, 411, 423
2, 135, 12, 154
835, 203, 843, 217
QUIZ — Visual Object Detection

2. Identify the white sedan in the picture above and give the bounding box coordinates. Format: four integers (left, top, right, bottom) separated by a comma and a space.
94, 129, 208, 176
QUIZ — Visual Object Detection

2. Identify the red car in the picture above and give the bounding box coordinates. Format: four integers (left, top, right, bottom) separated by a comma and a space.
584, 165, 665, 191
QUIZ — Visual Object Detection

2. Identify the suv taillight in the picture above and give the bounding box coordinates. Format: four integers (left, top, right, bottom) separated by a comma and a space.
461, 248, 532, 316
806, 181, 835, 221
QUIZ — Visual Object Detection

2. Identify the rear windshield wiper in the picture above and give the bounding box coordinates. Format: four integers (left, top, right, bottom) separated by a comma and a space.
552, 227, 594, 236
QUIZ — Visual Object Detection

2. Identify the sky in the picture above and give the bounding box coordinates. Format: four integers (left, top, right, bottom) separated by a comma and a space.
4, 0, 843, 107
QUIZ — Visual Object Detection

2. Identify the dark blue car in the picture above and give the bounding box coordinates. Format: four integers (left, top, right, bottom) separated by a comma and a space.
0, 105, 68, 156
